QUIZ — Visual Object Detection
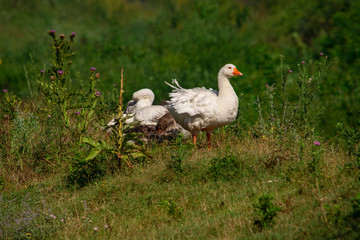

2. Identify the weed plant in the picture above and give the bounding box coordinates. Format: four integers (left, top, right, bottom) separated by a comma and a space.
206, 152, 240, 181
158, 199, 184, 220
253, 194, 282, 231
82, 69, 149, 172
167, 135, 193, 175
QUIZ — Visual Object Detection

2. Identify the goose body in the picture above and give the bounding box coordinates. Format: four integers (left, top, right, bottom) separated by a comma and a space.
133, 105, 169, 126
107, 88, 156, 128
125, 88, 155, 116
156, 112, 192, 138
165, 63, 242, 147
108, 88, 170, 127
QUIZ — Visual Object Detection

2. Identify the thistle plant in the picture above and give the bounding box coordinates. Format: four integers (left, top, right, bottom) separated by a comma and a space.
336, 121, 360, 157
295, 54, 333, 137
38, 30, 77, 129
1, 89, 22, 119
38, 31, 100, 141
255, 54, 333, 142
256, 95, 266, 135
72, 68, 101, 140
308, 141, 323, 176
82, 69, 148, 169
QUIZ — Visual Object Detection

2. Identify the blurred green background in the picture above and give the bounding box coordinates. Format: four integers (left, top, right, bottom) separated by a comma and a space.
1, 0, 359, 136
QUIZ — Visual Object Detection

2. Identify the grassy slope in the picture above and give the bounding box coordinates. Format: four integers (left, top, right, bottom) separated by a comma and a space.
1, 131, 359, 239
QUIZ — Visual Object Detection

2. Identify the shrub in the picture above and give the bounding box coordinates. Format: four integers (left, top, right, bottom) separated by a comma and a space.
66, 149, 106, 188
158, 199, 184, 220
168, 135, 193, 175
206, 152, 240, 181
253, 194, 282, 231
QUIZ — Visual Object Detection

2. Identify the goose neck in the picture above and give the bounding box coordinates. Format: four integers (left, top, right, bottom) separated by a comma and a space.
217, 74, 234, 98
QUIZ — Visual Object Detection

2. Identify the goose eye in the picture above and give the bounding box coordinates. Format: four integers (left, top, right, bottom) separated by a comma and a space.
228, 67, 232, 69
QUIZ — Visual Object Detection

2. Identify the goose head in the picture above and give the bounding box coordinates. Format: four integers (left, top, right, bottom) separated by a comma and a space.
132, 88, 155, 104
219, 64, 243, 79
156, 112, 177, 133
132, 88, 155, 112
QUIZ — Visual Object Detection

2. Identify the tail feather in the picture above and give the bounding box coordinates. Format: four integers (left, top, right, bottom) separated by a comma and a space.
165, 79, 184, 90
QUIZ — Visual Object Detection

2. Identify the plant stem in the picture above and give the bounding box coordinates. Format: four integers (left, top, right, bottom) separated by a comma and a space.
117, 69, 125, 167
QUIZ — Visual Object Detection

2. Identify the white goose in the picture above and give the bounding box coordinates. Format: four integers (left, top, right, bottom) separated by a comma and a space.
126, 88, 155, 115
165, 63, 242, 148
132, 105, 168, 126
107, 88, 166, 128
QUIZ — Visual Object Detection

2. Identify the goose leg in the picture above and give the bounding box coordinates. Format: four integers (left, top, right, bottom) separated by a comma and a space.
192, 134, 197, 146
207, 132, 212, 149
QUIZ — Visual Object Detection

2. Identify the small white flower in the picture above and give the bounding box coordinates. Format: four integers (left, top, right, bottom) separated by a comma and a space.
94, 227, 98, 231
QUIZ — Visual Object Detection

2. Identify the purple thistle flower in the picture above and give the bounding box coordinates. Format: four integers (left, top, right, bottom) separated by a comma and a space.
113, 83, 117, 87
265, 84, 269, 87
95, 91, 101, 97
48, 30, 56, 37
3, 89, 8, 92
301, 61, 305, 64
58, 70, 63, 74
75, 112, 81, 115
70, 32, 76, 40
289, 69, 292, 73
320, 53, 324, 56
41, 70, 45, 74
91, 67, 96, 72
314, 141, 320, 146
48, 115, 51, 118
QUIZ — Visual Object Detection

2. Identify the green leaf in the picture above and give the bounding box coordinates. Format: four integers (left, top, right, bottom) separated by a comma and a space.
82, 137, 100, 148
82, 137, 114, 160
129, 152, 146, 159
85, 148, 102, 161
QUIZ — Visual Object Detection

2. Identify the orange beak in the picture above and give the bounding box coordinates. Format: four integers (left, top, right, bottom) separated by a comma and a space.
233, 68, 243, 76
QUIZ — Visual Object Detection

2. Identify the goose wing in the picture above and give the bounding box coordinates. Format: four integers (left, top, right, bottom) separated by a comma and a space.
166, 79, 219, 117
134, 105, 169, 126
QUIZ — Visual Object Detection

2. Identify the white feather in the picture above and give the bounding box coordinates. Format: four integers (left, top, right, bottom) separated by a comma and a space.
165, 64, 241, 140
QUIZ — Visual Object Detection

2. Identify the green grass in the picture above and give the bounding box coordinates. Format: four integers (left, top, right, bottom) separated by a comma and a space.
1, 132, 359, 239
